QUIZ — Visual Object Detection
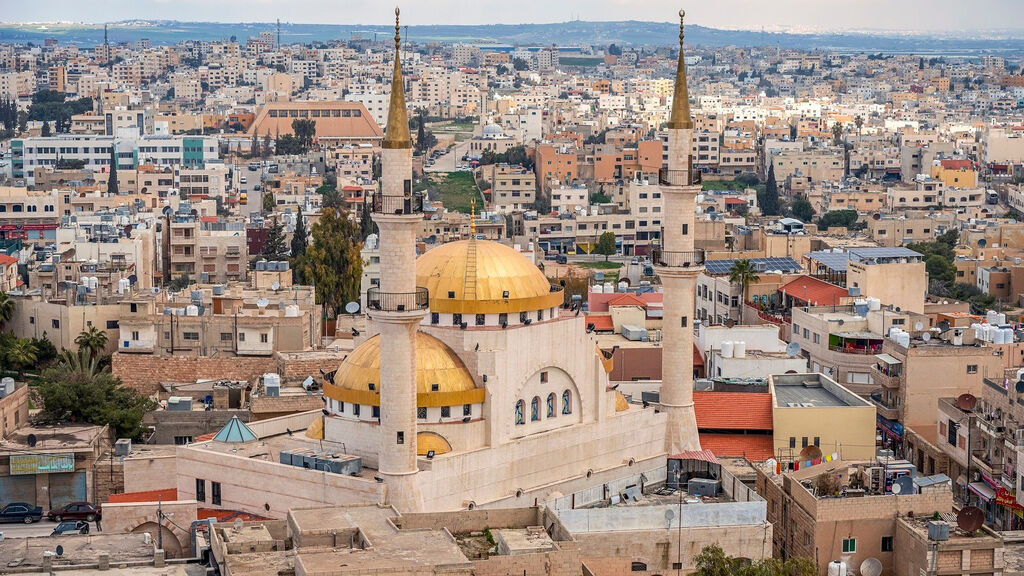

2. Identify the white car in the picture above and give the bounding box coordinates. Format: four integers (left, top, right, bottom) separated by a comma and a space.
240, 177, 247, 184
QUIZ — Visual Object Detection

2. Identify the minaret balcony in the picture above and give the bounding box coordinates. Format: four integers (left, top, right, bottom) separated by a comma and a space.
652, 248, 705, 268
367, 286, 430, 312
372, 192, 424, 215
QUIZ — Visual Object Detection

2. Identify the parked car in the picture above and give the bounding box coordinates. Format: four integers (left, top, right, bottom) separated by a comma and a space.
0, 502, 43, 523
47, 501, 101, 522
51, 521, 90, 536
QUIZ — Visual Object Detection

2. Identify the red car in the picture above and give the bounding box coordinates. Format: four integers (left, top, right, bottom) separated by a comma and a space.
47, 502, 101, 522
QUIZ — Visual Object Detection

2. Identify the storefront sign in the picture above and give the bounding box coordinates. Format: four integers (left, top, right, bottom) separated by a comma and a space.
10, 453, 75, 475
876, 414, 904, 440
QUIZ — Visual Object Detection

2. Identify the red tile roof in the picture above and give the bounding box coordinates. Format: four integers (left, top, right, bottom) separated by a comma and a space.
724, 197, 748, 205
584, 315, 614, 332
693, 344, 704, 367
699, 434, 775, 461
669, 449, 720, 464
197, 509, 271, 522
587, 291, 661, 312
779, 275, 848, 306
940, 159, 973, 170
107, 488, 178, 504
607, 293, 648, 308
693, 391, 773, 430
0, 254, 17, 266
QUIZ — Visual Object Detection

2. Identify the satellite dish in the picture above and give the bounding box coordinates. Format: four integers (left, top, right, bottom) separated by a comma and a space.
956, 393, 977, 411
55, 545, 64, 557
957, 506, 985, 532
914, 321, 924, 331
162, 206, 173, 216
270, 282, 281, 291
344, 301, 360, 314
936, 320, 950, 332
838, 319, 845, 326
921, 332, 931, 342
891, 481, 902, 494
978, 239, 987, 247
664, 508, 675, 529
872, 212, 881, 220
256, 298, 269, 309
27, 434, 37, 448
786, 341, 802, 357
893, 476, 914, 495
860, 558, 883, 576
1016, 380, 1024, 394
799, 445, 822, 461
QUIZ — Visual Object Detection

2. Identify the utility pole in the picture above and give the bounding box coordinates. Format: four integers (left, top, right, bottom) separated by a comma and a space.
156, 496, 163, 551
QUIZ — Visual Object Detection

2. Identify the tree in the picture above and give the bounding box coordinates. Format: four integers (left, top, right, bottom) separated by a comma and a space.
40, 120, 51, 137
728, 259, 760, 306
758, 164, 780, 216
6, 338, 37, 379
291, 118, 316, 152
694, 544, 734, 576
359, 202, 376, 241
262, 218, 289, 261
169, 274, 192, 292
0, 292, 15, 328
854, 115, 864, 134
789, 196, 815, 222
607, 43, 622, 56
74, 326, 108, 360
831, 121, 842, 146
263, 190, 276, 213
107, 145, 119, 194
479, 149, 499, 165
318, 183, 342, 209
290, 207, 308, 258
293, 207, 362, 312
595, 231, 617, 261
817, 209, 859, 230
36, 349, 155, 440
275, 133, 303, 155
513, 57, 529, 71
250, 132, 260, 157
694, 544, 816, 576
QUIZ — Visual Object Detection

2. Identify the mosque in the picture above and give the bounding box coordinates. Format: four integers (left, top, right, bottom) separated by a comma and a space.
322, 8, 703, 513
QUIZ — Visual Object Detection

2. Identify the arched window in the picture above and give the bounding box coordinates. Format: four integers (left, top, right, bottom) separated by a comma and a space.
546, 393, 556, 418
562, 390, 572, 415
514, 400, 524, 425
531, 396, 541, 421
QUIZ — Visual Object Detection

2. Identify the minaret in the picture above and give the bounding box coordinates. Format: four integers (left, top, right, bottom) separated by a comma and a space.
657, 9, 702, 455
369, 7, 428, 512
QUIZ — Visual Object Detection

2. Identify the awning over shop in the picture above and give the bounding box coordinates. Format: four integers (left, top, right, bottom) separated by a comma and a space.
969, 481, 996, 502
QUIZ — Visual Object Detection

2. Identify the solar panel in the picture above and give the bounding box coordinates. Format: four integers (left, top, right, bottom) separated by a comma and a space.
806, 251, 850, 272
849, 247, 922, 261
703, 257, 802, 275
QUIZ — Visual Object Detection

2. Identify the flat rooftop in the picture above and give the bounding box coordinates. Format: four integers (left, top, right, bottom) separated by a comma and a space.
0, 423, 106, 454
774, 383, 849, 407
0, 533, 155, 571
192, 434, 371, 475
771, 373, 870, 408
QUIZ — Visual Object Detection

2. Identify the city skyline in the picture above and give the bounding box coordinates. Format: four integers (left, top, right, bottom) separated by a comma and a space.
4, 0, 1023, 34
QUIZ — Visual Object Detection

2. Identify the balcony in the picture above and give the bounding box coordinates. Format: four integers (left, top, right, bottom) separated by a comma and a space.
870, 393, 901, 421
871, 365, 903, 389
366, 287, 429, 312
652, 248, 705, 268
371, 193, 424, 215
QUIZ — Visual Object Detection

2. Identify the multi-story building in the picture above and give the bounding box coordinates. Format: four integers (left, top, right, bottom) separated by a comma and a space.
164, 217, 248, 283
481, 163, 536, 212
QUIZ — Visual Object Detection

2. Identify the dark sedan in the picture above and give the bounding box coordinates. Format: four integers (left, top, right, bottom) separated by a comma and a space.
47, 502, 101, 522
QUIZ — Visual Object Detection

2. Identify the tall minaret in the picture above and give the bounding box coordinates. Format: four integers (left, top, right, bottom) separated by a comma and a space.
370, 7, 428, 512
658, 9, 701, 455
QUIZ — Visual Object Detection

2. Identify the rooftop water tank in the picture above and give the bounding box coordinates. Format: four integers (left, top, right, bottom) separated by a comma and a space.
733, 341, 746, 358
721, 341, 735, 359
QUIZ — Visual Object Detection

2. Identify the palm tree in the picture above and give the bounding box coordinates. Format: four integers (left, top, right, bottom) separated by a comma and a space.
728, 259, 761, 309
53, 348, 100, 380
6, 338, 37, 379
0, 292, 15, 327
74, 326, 108, 359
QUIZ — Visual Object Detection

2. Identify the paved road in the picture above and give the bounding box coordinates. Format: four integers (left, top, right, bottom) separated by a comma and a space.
230, 164, 265, 218
0, 519, 64, 538
426, 141, 472, 173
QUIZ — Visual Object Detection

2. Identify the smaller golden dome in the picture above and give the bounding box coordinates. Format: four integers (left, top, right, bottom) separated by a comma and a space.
305, 416, 324, 440
615, 392, 630, 412
324, 333, 484, 408
416, 431, 452, 456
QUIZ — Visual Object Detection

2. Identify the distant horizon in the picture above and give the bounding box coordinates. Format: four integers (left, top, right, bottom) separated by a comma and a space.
3, 0, 1022, 35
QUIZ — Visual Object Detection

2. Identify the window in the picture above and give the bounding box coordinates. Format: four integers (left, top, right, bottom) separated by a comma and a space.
353, 404, 360, 416
211, 481, 221, 505
947, 420, 958, 445
238, 332, 245, 342
475, 314, 485, 326
531, 396, 541, 421
540, 371, 549, 383
881, 536, 893, 552
790, 437, 796, 448
441, 406, 451, 418
417, 407, 427, 419
131, 331, 140, 340
562, 390, 572, 415
842, 539, 856, 554
195, 479, 206, 502
183, 331, 199, 341
260, 333, 268, 343
514, 400, 525, 425
431, 312, 439, 324
463, 404, 472, 416
547, 393, 556, 418
453, 313, 463, 326
967, 365, 978, 374
813, 436, 820, 446
106, 320, 119, 329
813, 333, 820, 344
220, 333, 232, 341
802, 437, 808, 448
174, 436, 192, 445
372, 406, 380, 419
52, 319, 60, 329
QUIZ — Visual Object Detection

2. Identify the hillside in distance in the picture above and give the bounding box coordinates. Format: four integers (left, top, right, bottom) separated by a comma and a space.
1, 19, 1023, 53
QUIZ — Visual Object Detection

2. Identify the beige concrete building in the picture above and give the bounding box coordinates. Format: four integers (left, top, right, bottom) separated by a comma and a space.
769, 373, 877, 462
480, 163, 536, 212
164, 218, 248, 283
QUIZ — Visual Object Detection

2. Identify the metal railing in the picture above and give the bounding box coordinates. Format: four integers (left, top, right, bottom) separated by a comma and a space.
652, 248, 705, 268
829, 345, 883, 355
366, 287, 429, 312
371, 193, 424, 215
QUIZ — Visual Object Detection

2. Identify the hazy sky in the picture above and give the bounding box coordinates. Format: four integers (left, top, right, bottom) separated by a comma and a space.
5, 0, 1021, 32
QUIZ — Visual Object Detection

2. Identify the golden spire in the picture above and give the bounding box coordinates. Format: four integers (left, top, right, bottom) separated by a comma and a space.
383, 7, 412, 149
667, 9, 693, 130
469, 198, 477, 236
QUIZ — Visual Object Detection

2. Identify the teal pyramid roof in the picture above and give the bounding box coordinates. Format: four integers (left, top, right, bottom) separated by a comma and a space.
213, 416, 257, 444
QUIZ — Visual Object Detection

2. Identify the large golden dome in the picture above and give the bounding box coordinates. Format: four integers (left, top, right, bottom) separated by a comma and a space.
323, 333, 484, 408
416, 239, 563, 314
